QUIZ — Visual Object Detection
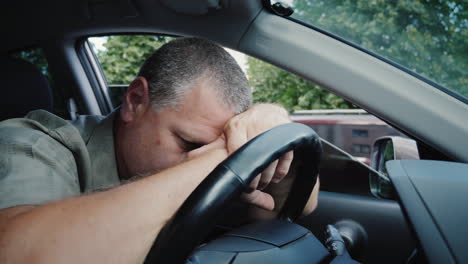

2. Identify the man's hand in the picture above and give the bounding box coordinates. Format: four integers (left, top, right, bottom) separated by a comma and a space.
223, 104, 293, 211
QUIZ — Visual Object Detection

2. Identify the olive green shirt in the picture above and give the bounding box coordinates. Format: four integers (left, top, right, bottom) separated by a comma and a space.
0, 110, 120, 209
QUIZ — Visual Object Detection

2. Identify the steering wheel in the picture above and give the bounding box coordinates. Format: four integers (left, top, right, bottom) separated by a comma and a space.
144, 123, 323, 263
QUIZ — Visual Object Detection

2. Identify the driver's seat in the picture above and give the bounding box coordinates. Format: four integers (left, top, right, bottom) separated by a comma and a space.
0, 56, 53, 121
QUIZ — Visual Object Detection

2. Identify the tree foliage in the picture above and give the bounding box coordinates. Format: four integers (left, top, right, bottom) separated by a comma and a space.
249, 0, 467, 110
292, 0, 467, 97
95, 35, 173, 105
96, 35, 353, 110
248, 57, 356, 111
97, 35, 173, 85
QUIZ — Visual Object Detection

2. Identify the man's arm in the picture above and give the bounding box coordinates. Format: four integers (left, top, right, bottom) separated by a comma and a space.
0, 103, 319, 264
0, 148, 227, 264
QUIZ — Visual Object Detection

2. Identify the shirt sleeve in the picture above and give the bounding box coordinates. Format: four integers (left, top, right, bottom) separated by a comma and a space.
0, 125, 81, 209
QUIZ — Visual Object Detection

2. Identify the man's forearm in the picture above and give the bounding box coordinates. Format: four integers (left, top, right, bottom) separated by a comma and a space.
0, 148, 227, 264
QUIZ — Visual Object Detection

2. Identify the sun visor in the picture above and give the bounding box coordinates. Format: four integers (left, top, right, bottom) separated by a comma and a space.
159, 0, 225, 15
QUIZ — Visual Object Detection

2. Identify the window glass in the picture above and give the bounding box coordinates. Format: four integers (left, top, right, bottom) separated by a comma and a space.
87, 34, 413, 196
89, 35, 174, 106
88, 35, 404, 165
287, 0, 467, 101
13, 48, 67, 118
248, 56, 356, 110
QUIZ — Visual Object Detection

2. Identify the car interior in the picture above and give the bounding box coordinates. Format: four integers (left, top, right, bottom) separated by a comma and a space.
0, 56, 54, 121
2, 0, 468, 263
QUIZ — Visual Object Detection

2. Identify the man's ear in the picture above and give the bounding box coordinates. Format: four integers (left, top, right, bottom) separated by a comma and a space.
120, 77, 151, 123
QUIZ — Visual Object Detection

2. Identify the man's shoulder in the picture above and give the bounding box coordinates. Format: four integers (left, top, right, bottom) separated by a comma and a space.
0, 110, 69, 145
0, 110, 85, 208
0, 110, 114, 195
0, 109, 105, 150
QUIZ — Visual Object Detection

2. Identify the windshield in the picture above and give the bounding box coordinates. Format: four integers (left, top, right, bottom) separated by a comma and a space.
285, 0, 467, 102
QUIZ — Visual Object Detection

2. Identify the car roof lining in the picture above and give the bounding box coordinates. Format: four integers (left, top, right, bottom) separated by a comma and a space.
1, 0, 262, 53
158, 0, 225, 15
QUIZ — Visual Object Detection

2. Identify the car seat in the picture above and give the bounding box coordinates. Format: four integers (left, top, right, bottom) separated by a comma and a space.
0, 56, 53, 121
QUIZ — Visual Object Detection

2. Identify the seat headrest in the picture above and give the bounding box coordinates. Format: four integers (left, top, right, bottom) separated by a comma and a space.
0, 56, 53, 121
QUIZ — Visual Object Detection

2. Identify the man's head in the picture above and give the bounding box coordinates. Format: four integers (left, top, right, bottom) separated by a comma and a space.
138, 37, 251, 114
115, 38, 252, 179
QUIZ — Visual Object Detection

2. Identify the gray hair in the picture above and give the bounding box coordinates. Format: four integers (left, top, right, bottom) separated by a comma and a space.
137, 38, 252, 114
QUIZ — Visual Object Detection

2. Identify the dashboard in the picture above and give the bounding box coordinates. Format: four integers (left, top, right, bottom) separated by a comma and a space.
387, 160, 468, 263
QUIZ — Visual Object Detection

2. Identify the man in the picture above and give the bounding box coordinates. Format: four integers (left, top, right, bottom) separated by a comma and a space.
0, 38, 319, 263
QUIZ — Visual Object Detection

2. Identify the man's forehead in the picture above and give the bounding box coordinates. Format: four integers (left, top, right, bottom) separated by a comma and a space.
174, 80, 235, 140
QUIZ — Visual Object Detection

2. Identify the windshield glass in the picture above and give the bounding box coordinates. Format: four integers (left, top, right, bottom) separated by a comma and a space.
287, 0, 467, 101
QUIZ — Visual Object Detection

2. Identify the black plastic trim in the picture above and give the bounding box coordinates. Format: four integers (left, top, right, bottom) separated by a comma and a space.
387, 160, 468, 263
85, 40, 114, 110
75, 39, 111, 114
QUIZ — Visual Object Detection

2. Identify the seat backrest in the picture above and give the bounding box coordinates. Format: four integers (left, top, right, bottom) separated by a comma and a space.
0, 56, 53, 121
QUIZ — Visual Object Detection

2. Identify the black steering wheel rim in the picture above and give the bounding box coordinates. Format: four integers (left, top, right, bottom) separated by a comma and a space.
145, 123, 322, 264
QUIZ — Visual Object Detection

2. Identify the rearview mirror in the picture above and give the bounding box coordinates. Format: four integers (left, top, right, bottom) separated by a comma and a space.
370, 136, 419, 198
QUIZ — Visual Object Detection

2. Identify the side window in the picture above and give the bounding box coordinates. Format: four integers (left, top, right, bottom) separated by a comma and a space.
13, 48, 68, 118
87, 35, 404, 195
88, 35, 174, 107
246, 57, 405, 165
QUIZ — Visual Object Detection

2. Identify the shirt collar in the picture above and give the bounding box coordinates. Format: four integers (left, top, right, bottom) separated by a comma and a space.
86, 110, 120, 190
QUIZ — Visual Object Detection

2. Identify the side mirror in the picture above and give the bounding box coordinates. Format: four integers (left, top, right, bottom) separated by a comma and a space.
369, 136, 420, 198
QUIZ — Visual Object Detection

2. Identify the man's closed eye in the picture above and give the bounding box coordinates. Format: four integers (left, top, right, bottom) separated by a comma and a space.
178, 136, 203, 152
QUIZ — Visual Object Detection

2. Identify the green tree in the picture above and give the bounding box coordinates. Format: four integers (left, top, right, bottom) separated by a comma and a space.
292, 0, 467, 97
95, 35, 356, 110
249, 0, 467, 110
248, 57, 356, 111
95, 35, 173, 105
97, 35, 173, 85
